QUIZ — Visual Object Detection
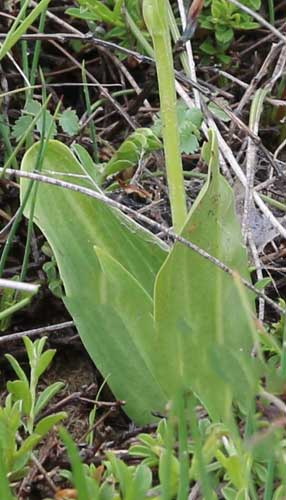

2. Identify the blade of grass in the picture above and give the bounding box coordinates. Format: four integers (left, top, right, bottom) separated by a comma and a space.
264, 457, 275, 500
176, 393, 189, 500
30, 10, 47, 86
20, 93, 61, 283
268, 0, 275, 25
60, 428, 90, 500
0, 293, 38, 322
124, 8, 154, 57
280, 310, 286, 379
160, 412, 176, 500
188, 395, 214, 500
0, 0, 51, 61
82, 61, 99, 163
20, 0, 29, 90
0, 117, 18, 170
0, 95, 52, 277
0, 183, 35, 278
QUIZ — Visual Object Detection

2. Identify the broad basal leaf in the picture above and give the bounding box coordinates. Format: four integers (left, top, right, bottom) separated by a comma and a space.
154, 130, 258, 420
20, 140, 168, 423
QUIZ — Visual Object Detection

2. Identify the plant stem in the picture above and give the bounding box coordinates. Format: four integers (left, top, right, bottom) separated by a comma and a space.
268, 0, 275, 25
82, 61, 99, 163
143, 0, 187, 232
264, 457, 275, 500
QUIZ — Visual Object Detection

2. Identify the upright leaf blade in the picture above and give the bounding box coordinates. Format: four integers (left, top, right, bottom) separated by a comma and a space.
154, 131, 257, 420
20, 140, 167, 423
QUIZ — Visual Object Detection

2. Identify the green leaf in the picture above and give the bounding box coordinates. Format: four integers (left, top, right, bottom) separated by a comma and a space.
180, 126, 200, 154
6, 380, 32, 416
22, 336, 36, 365
255, 277, 272, 291
216, 450, 246, 490
66, 7, 99, 21
0, 0, 51, 61
20, 140, 168, 423
72, 143, 100, 184
5, 354, 28, 384
208, 101, 231, 123
92, 246, 167, 418
25, 100, 56, 139
35, 349, 56, 379
235, 489, 250, 500
153, 130, 257, 420
100, 128, 162, 183
273, 485, 286, 500
59, 109, 80, 136
76, 0, 124, 26
215, 27, 234, 45
60, 427, 90, 500
222, 486, 237, 500
13, 434, 41, 472
35, 382, 65, 416
12, 116, 33, 142
34, 412, 67, 436
200, 39, 217, 55
152, 102, 202, 155
133, 464, 152, 498
159, 452, 180, 498
217, 53, 232, 65
239, 21, 259, 30
0, 445, 15, 500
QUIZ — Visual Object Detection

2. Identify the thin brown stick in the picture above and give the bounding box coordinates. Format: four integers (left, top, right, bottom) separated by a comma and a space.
0, 321, 74, 344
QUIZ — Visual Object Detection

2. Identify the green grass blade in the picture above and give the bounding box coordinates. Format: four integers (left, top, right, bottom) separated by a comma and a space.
60, 428, 90, 500
0, 0, 51, 61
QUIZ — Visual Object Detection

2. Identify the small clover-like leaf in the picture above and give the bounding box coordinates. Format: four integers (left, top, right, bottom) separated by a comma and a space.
59, 108, 80, 136
180, 126, 200, 154
12, 116, 33, 142
26, 100, 56, 138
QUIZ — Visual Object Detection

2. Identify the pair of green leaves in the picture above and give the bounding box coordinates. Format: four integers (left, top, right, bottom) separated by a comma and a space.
12, 100, 80, 141
20, 131, 258, 424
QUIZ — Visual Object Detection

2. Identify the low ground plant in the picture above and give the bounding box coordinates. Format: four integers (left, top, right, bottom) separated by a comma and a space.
1, 0, 286, 498
20, 0, 259, 428
199, 0, 261, 64
0, 337, 65, 489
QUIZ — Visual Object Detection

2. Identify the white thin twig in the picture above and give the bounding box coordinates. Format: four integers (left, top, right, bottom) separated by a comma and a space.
0, 320, 75, 344
0, 278, 39, 293
274, 136, 286, 161
260, 389, 286, 414
176, 0, 201, 109
248, 236, 264, 321
6, 51, 31, 87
